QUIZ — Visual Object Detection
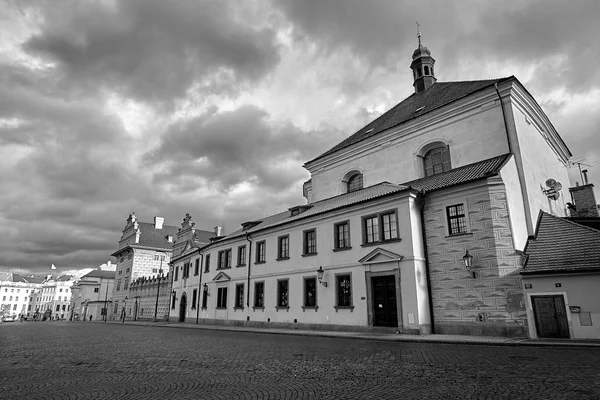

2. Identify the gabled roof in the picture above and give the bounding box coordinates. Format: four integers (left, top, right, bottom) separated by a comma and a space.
521, 211, 600, 274
308, 78, 513, 164
82, 270, 115, 280
136, 222, 179, 250
223, 182, 410, 241
404, 154, 512, 194
358, 247, 404, 264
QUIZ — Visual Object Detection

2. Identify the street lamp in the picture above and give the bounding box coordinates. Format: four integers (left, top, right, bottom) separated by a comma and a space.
463, 250, 475, 278
122, 296, 128, 323
317, 266, 327, 287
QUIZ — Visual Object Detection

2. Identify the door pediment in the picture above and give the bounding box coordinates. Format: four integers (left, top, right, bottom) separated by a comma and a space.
212, 271, 231, 282
358, 247, 404, 265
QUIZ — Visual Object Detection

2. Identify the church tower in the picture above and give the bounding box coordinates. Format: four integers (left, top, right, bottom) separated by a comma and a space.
410, 24, 436, 94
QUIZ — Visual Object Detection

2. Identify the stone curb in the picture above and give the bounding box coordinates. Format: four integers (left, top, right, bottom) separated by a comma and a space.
100, 320, 600, 348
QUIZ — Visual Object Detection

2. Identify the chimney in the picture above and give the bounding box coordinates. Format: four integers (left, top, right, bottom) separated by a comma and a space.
569, 183, 599, 217
214, 226, 223, 236
154, 217, 164, 229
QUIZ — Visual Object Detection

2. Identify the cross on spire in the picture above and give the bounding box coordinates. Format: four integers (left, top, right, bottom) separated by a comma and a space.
416, 21, 422, 46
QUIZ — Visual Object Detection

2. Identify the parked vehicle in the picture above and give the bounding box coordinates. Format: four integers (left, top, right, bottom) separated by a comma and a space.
2, 315, 15, 322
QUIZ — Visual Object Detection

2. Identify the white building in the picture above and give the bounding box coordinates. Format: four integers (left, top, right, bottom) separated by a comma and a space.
32, 275, 75, 320
70, 269, 115, 321
168, 38, 574, 337
0, 272, 44, 319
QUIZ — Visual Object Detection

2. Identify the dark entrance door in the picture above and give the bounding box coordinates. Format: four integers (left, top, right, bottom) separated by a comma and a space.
179, 293, 187, 322
372, 275, 398, 327
532, 295, 569, 338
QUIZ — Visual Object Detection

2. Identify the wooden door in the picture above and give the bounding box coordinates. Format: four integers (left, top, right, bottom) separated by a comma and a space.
372, 275, 398, 327
532, 295, 569, 338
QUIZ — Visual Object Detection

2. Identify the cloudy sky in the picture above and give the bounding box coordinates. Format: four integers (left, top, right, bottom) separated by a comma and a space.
1, 0, 599, 275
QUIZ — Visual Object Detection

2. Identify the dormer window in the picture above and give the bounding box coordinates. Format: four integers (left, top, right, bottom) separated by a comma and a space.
347, 172, 363, 193
423, 145, 451, 177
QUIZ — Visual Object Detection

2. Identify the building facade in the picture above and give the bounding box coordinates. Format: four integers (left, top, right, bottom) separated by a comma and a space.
0, 272, 44, 320
70, 269, 115, 321
31, 275, 75, 320
168, 39, 575, 337
127, 275, 171, 321
110, 214, 179, 321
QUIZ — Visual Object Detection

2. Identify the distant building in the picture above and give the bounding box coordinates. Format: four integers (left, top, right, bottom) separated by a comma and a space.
70, 269, 116, 321
110, 214, 179, 321
31, 275, 75, 320
0, 272, 44, 319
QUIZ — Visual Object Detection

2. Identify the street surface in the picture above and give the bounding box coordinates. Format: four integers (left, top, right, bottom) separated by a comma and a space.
1, 322, 599, 399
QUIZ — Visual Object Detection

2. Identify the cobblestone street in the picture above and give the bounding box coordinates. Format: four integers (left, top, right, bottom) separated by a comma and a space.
1, 322, 599, 399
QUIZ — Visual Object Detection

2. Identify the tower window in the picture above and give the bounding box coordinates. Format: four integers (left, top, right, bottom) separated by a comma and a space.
423, 146, 451, 177
424, 66, 430, 75
417, 68, 422, 77
347, 173, 363, 193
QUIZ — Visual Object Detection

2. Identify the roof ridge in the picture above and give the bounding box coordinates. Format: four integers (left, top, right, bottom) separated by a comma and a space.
540, 211, 600, 236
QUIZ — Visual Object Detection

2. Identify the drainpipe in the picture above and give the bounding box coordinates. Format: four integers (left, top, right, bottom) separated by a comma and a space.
245, 233, 252, 308
168, 259, 174, 322
418, 195, 435, 334
195, 251, 204, 324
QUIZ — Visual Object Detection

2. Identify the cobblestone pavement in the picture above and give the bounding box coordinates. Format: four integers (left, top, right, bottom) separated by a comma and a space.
1, 322, 599, 400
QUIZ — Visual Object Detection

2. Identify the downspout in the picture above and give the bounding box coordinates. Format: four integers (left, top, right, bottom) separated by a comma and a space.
168, 259, 174, 322
418, 194, 435, 334
245, 233, 252, 308
195, 251, 204, 325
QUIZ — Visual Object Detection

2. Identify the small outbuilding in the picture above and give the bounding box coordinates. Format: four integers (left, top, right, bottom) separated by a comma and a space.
521, 211, 600, 339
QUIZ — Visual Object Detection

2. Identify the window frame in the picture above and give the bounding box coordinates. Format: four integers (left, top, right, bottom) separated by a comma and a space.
333, 220, 351, 251
201, 288, 208, 309
302, 228, 317, 256
216, 287, 228, 309
446, 203, 469, 236
191, 289, 197, 310
255, 241, 266, 264
204, 254, 211, 273
423, 145, 451, 177
277, 235, 290, 261
234, 283, 244, 309
217, 249, 232, 270
361, 209, 401, 246
334, 273, 354, 311
237, 245, 247, 267
276, 279, 289, 310
302, 277, 318, 310
253, 281, 265, 309
346, 172, 364, 193
194, 258, 200, 276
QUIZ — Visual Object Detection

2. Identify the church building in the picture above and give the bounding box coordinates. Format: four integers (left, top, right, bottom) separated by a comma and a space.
169, 34, 572, 337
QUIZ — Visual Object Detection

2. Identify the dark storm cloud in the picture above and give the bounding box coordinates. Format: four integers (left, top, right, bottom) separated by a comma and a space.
22, 0, 281, 104
144, 105, 343, 192
273, 0, 600, 91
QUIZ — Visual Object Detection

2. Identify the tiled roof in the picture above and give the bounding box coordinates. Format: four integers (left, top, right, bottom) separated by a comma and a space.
221, 182, 410, 241
135, 222, 179, 250
309, 78, 513, 164
404, 154, 511, 194
521, 212, 600, 274
82, 270, 115, 279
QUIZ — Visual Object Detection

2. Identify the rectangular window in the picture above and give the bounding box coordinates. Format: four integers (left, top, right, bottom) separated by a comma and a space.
174, 266, 179, 281
235, 284, 244, 308
218, 249, 232, 269
202, 289, 208, 309
194, 259, 200, 275
237, 245, 246, 266
256, 241, 266, 263
62, 305, 66, 311
13, 304, 17, 310
334, 221, 351, 249
254, 282, 264, 308
216, 287, 228, 308
204, 254, 211, 272
191, 289, 197, 310
277, 235, 290, 260
277, 279, 289, 308
171, 293, 176, 309
124, 279, 129, 290
304, 277, 317, 307
364, 215, 379, 244
447, 204, 467, 235
336, 274, 352, 307
182, 262, 188, 278
303, 229, 317, 255
94, 288, 99, 293
381, 212, 398, 240
56, 305, 60, 312
116, 280, 121, 291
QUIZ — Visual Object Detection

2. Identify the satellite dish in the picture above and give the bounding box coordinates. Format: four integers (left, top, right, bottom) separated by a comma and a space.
543, 178, 562, 201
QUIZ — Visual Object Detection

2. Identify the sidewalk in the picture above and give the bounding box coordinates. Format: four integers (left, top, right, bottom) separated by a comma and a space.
104, 320, 600, 348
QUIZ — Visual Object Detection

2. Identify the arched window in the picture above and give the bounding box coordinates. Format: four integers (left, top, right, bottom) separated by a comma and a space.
347, 173, 363, 193
423, 145, 451, 177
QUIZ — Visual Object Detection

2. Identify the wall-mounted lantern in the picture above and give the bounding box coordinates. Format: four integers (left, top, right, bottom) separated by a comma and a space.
317, 266, 328, 287
463, 250, 475, 278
